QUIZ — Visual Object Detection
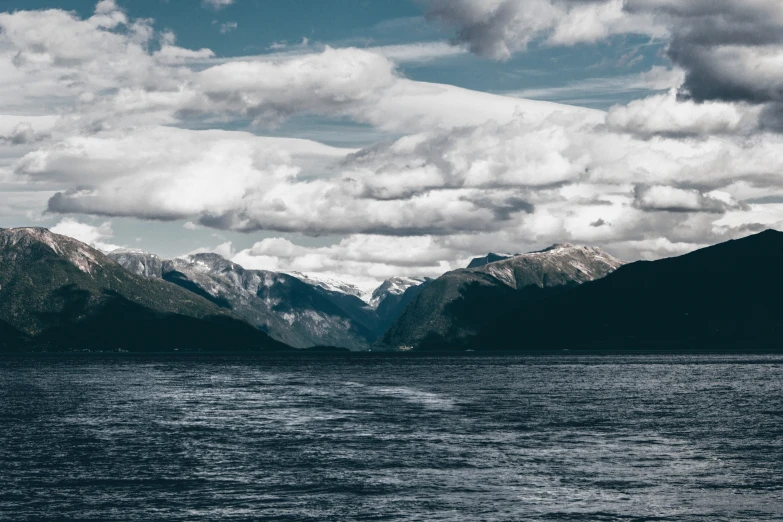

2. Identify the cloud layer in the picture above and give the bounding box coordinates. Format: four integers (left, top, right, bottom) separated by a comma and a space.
2, 1, 783, 286
423, 0, 783, 121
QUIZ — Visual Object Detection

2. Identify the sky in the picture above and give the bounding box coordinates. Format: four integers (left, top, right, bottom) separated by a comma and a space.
1, 0, 782, 291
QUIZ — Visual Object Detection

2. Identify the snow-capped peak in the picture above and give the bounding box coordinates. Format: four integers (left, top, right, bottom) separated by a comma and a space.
370, 276, 425, 308
476, 243, 625, 289
287, 272, 371, 302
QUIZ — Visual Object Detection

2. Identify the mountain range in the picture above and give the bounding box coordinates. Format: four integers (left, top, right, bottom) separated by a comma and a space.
108, 250, 421, 349
0, 228, 289, 353
1, 226, 781, 353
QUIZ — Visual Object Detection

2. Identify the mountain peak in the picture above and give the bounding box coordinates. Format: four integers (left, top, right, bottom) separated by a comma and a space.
0, 227, 286, 352
472, 243, 624, 290
370, 276, 425, 308
466, 252, 518, 268
109, 249, 164, 278
175, 252, 240, 274
2, 227, 64, 246
0, 227, 104, 274
287, 272, 369, 301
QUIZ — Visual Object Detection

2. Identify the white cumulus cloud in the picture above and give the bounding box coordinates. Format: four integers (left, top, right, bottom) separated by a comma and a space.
51, 217, 122, 252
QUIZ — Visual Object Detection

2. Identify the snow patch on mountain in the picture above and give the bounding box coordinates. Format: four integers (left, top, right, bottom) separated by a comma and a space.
370, 276, 425, 308
287, 271, 371, 302
480, 244, 625, 289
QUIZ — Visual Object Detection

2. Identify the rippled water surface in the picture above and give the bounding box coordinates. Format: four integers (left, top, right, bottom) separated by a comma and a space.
2, 354, 782, 521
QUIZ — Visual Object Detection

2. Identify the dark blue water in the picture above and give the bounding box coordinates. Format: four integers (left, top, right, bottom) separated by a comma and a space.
1, 355, 782, 521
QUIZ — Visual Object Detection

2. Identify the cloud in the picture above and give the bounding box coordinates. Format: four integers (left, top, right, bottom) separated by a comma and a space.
507, 66, 685, 104
607, 90, 763, 137
3, 1, 783, 286
232, 234, 462, 291
422, 0, 783, 126
420, 0, 665, 60
0, 2, 597, 135
0, 1, 210, 127
26, 110, 783, 263
189, 240, 234, 258
622, 0, 783, 103
634, 185, 747, 213
153, 46, 593, 131
153, 45, 215, 64
203, 0, 234, 10
218, 21, 237, 34
0, 122, 47, 145
369, 41, 468, 63
50, 217, 122, 252
188, 47, 399, 125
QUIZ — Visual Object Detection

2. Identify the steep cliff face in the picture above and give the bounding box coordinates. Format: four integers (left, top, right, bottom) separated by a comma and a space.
379, 244, 624, 350
108, 249, 164, 278
0, 228, 288, 353
110, 251, 378, 349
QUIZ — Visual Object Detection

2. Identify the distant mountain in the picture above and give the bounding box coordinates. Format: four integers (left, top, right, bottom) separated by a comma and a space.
8, 227, 776, 355
465, 229, 783, 353
110, 251, 379, 350
370, 276, 425, 308
378, 244, 624, 351
0, 228, 289, 353
109, 248, 165, 278
286, 272, 368, 301
372, 277, 431, 332
466, 252, 517, 268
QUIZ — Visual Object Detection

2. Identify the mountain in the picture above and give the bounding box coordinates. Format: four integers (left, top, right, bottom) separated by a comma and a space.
371, 277, 430, 332
370, 277, 425, 308
110, 251, 379, 350
0, 319, 27, 351
0, 228, 289, 353
465, 229, 783, 353
108, 248, 165, 278
287, 272, 368, 301
378, 244, 624, 351
466, 252, 517, 268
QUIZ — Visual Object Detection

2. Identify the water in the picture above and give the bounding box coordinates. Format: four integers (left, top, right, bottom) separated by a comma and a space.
1, 355, 782, 521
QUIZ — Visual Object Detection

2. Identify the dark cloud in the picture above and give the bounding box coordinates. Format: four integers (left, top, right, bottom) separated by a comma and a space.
464, 195, 535, 221
420, 0, 617, 60
736, 222, 769, 233
0, 123, 47, 145
423, 0, 783, 126
758, 103, 783, 132
633, 184, 748, 214
621, 2, 783, 111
